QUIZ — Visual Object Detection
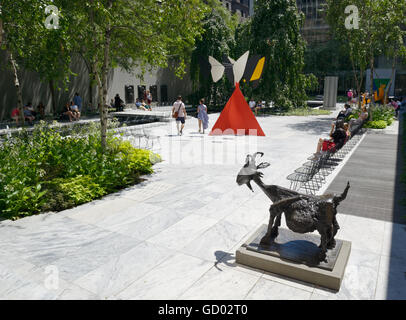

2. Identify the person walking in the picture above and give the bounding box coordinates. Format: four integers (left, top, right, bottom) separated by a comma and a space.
172, 95, 187, 136
347, 89, 353, 102
197, 98, 209, 134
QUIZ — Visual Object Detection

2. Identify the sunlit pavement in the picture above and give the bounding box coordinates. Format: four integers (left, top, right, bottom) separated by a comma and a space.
0, 106, 405, 300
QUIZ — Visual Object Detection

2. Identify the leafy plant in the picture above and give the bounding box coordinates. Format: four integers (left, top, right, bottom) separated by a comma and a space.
0, 121, 160, 220
364, 120, 387, 129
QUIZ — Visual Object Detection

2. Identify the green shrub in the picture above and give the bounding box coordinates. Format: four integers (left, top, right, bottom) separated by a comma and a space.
0, 121, 161, 220
364, 120, 387, 129
370, 105, 395, 124
41, 175, 107, 212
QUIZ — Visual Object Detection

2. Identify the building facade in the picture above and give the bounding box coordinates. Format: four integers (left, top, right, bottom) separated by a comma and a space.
296, 0, 330, 44
296, 0, 405, 96
220, 0, 252, 20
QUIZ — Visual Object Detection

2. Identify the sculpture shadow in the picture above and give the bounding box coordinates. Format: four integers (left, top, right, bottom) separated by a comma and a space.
251, 239, 328, 269
214, 250, 235, 271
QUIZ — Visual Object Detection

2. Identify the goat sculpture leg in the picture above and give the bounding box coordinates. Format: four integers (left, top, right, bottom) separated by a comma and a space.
317, 226, 331, 262
260, 205, 282, 245
327, 218, 339, 249
260, 196, 304, 245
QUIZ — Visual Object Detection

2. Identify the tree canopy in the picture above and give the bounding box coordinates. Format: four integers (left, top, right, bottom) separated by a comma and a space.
243, 0, 317, 109
1, 0, 209, 148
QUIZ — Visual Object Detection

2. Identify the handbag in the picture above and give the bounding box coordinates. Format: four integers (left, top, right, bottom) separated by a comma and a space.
172, 103, 182, 118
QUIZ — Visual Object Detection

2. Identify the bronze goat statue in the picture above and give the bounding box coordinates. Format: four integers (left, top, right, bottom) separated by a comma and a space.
236, 152, 350, 262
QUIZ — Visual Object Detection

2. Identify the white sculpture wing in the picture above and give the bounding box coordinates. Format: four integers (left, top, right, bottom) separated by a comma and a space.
208, 56, 225, 83
232, 51, 249, 84
227, 57, 236, 64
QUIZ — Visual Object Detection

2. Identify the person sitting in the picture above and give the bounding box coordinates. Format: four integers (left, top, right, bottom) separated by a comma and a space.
61, 103, 74, 122
144, 100, 152, 111
136, 99, 148, 111
254, 100, 263, 116
70, 101, 81, 120
37, 102, 45, 119
391, 98, 400, 118
312, 121, 348, 159
135, 98, 143, 109
23, 103, 35, 124
349, 104, 368, 133
337, 103, 352, 120
11, 107, 20, 125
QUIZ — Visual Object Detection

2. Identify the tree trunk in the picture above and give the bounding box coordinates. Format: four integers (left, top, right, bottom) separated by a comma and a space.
0, 19, 3, 47
100, 21, 112, 151
88, 82, 93, 113
8, 52, 25, 125
49, 79, 57, 115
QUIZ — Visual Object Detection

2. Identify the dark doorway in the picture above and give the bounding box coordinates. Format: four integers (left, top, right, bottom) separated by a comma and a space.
137, 85, 146, 100
160, 85, 168, 105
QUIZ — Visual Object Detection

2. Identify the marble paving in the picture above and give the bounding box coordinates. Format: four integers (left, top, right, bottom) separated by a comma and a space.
1, 106, 405, 300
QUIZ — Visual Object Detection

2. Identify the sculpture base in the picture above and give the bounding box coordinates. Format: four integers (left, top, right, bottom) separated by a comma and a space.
236, 225, 351, 291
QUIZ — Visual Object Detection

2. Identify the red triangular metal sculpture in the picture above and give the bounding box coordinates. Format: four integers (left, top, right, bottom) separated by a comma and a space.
209, 83, 266, 136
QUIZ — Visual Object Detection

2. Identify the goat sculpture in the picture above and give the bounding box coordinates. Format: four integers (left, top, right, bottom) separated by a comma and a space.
236, 152, 350, 262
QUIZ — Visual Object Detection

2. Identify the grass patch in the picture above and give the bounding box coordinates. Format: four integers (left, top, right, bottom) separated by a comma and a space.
259, 108, 331, 117
0, 121, 161, 220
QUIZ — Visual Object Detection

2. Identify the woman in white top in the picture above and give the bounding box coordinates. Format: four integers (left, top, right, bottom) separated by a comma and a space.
172, 95, 187, 135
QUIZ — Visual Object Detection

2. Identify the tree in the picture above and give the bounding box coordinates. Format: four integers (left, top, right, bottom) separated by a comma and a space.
0, 0, 74, 119
248, 0, 315, 109
189, 7, 237, 106
324, 0, 400, 106
376, 0, 406, 102
71, 0, 208, 150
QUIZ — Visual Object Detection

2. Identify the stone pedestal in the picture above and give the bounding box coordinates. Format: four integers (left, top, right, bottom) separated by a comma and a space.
236, 225, 351, 291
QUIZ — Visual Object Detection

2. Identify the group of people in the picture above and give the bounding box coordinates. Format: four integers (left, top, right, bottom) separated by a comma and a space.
10, 93, 83, 125
347, 88, 372, 107
171, 96, 209, 136
61, 102, 81, 121
389, 97, 403, 118
61, 93, 82, 122
135, 98, 152, 111
249, 98, 265, 116
11, 102, 46, 125
135, 90, 153, 111
311, 103, 368, 160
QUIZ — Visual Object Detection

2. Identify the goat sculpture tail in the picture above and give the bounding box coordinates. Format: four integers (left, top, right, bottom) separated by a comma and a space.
333, 181, 350, 206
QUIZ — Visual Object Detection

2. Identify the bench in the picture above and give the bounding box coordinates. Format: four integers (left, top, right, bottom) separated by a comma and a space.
286, 119, 367, 194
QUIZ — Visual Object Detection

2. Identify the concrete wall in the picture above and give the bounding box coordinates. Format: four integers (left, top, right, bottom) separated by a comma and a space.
108, 66, 193, 106
0, 51, 193, 121
0, 52, 95, 120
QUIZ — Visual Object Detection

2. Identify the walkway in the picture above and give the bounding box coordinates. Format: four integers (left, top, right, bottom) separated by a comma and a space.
326, 131, 405, 224
0, 107, 405, 300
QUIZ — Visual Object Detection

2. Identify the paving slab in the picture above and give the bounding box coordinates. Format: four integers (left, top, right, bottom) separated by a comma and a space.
1, 107, 405, 300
